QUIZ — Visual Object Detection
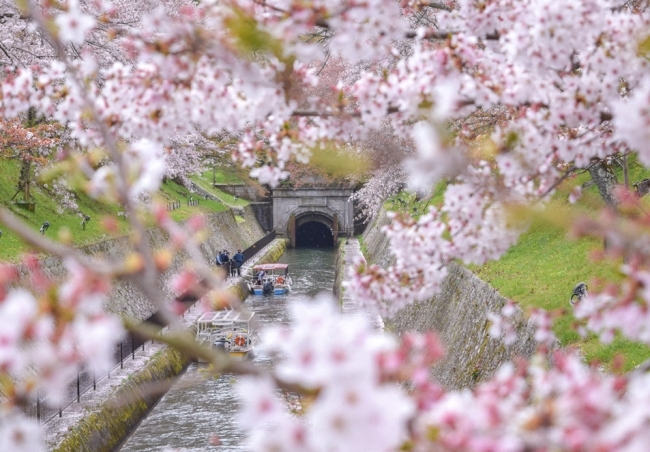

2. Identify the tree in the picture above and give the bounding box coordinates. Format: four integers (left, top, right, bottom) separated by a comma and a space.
4, 0, 650, 450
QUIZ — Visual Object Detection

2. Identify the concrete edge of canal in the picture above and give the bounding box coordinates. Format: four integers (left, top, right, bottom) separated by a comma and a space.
52, 239, 289, 452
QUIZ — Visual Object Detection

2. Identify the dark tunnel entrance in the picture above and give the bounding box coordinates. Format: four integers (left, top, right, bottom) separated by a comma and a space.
295, 221, 334, 248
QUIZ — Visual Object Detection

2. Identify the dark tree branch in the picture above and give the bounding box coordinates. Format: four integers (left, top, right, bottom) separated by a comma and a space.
0, 41, 12, 61
405, 29, 500, 40
422, 2, 452, 12
538, 166, 578, 200
292, 106, 400, 118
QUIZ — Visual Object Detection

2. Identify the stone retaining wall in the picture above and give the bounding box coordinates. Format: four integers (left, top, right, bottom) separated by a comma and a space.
14, 206, 265, 321
53, 346, 190, 452
52, 238, 289, 452
359, 208, 538, 390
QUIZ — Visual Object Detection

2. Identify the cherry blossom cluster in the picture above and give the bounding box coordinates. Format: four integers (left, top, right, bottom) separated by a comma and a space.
349, 164, 406, 222
3, 0, 650, 450
236, 294, 440, 451
414, 350, 650, 452
0, 257, 124, 448
347, 163, 524, 314
236, 298, 650, 452
343, 0, 650, 319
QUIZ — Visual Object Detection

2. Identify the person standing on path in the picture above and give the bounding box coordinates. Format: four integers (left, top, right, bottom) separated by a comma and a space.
232, 249, 245, 277
221, 250, 231, 277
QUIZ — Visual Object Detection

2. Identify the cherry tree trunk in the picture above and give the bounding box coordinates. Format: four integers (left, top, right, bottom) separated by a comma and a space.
588, 160, 619, 208
18, 155, 32, 202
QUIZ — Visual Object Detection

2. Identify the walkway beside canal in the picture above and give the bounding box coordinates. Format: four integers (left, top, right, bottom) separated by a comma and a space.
339, 238, 383, 329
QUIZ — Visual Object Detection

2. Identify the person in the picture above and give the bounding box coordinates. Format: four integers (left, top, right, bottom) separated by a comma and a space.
262, 278, 274, 295
255, 270, 265, 285
221, 250, 230, 276
216, 251, 224, 267
232, 249, 245, 277
570, 282, 588, 306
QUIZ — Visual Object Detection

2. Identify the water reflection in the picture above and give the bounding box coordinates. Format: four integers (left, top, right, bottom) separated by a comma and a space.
120, 247, 337, 451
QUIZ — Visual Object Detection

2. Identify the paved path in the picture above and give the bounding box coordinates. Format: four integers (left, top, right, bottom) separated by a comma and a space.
339, 238, 384, 329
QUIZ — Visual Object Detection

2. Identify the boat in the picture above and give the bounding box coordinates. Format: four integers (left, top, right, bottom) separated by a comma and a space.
247, 263, 292, 295
195, 310, 256, 359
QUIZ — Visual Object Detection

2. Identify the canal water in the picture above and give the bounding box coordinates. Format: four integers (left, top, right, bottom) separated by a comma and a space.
120, 247, 338, 451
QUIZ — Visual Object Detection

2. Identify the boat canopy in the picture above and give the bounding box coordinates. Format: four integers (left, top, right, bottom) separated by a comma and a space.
252, 263, 289, 273
196, 310, 255, 326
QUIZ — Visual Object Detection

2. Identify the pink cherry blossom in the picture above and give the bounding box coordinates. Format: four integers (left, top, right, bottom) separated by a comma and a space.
54, 2, 96, 45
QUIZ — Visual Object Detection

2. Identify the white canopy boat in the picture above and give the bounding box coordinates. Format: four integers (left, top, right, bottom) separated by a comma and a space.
195, 310, 256, 359
247, 263, 292, 295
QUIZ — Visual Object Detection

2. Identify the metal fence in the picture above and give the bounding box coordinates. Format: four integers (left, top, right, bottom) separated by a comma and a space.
242, 230, 276, 262
25, 332, 152, 425
166, 200, 181, 211
28, 230, 277, 424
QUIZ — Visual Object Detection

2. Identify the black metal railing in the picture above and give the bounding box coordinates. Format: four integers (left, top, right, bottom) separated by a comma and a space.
242, 230, 275, 262
25, 331, 154, 425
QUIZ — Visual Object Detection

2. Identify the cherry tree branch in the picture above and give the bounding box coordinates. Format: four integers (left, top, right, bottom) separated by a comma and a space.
0, 42, 12, 61
25, 5, 180, 328
423, 2, 452, 11
292, 106, 400, 117
405, 29, 500, 40
128, 319, 313, 394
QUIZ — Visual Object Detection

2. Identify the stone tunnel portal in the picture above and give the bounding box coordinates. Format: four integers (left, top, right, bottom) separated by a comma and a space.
272, 186, 354, 247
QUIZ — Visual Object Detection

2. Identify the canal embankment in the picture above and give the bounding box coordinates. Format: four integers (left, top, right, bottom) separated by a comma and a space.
48, 237, 288, 452
335, 238, 383, 329
15, 206, 266, 322
342, 208, 538, 390
26, 206, 285, 451
119, 246, 337, 451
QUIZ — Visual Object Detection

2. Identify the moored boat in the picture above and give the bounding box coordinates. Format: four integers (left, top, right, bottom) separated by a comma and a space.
195, 310, 256, 359
247, 263, 292, 295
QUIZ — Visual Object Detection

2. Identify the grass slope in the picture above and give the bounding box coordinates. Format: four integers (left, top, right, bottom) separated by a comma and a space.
385, 167, 650, 372
190, 171, 250, 208
0, 158, 234, 262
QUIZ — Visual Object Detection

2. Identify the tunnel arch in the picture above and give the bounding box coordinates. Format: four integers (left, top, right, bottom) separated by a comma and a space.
294, 212, 337, 248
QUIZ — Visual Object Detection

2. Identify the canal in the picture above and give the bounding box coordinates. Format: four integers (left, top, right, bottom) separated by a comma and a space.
119, 247, 338, 451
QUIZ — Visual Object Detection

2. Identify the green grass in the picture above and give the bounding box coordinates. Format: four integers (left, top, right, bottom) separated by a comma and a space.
190, 172, 250, 208
0, 158, 230, 262
383, 165, 650, 372
197, 168, 243, 185
384, 181, 447, 218
471, 196, 650, 372
0, 158, 131, 261
158, 178, 230, 221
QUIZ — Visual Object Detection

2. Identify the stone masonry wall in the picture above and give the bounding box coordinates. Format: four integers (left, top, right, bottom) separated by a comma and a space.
13, 205, 266, 322
361, 208, 538, 390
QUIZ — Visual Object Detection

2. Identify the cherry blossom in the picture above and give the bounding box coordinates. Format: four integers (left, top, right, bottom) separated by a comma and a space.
238, 295, 415, 452
2, 0, 650, 450
54, 1, 96, 45
0, 410, 46, 452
